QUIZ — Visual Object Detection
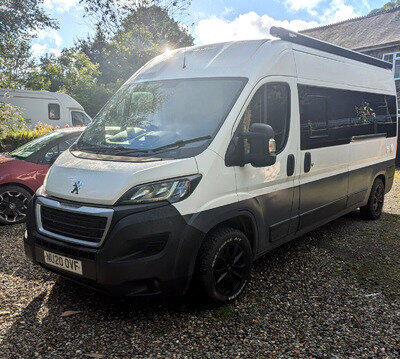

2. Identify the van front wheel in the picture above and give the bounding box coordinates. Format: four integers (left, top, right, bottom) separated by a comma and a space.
360, 178, 385, 220
195, 227, 252, 304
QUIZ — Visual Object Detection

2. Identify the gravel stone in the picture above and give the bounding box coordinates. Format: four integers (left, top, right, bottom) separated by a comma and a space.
1, 171, 400, 358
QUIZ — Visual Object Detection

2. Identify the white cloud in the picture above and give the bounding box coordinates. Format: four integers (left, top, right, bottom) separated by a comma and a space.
319, 0, 360, 23
32, 29, 63, 57
43, 0, 80, 13
285, 0, 361, 24
285, 0, 324, 12
32, 43, 48, 57
195, 11, 319, 44
37, 29, 63, 47
361, 0, 371, 11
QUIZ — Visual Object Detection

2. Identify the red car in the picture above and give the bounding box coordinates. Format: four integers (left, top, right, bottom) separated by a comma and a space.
0, 128, 84, 224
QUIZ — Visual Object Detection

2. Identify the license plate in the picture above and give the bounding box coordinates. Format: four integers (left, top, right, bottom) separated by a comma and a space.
43, 250, 83, 275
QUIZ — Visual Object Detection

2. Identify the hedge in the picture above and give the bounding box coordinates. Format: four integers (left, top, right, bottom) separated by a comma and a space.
0, 122, 56, 152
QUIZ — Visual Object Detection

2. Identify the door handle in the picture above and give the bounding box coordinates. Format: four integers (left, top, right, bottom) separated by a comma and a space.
304, 152, 312, 173
287, 154, 295, 176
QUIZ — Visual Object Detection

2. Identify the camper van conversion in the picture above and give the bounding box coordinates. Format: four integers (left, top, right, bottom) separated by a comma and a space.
0, 89, 91, 128
23, 28, 398, 304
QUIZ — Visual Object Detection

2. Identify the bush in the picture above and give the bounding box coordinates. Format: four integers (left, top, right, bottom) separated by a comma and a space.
0, 122, 56, 152
0, 101, 25, 136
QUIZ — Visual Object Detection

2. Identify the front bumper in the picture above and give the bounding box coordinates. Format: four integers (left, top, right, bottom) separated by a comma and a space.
24, 196, 204, 297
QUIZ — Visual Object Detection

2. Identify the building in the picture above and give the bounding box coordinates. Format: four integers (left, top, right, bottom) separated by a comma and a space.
301, 7, 400, 104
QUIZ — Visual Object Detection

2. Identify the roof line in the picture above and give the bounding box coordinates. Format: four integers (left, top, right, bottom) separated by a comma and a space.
301, 6, 400, 33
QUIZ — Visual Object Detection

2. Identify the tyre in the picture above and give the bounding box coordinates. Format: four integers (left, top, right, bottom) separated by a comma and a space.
195, 226, 252, 304
0, 185, 32, 225
360, 178, 385, 220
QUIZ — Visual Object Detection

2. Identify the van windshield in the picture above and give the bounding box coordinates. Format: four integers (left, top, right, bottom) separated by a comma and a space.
76, 78, 246, 158
10, 132, 64, 159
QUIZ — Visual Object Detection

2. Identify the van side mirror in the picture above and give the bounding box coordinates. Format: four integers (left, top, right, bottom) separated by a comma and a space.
225, 123, 277, 167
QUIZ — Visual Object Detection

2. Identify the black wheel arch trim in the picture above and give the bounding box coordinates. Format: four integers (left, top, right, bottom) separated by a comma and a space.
178, 203, 262, 279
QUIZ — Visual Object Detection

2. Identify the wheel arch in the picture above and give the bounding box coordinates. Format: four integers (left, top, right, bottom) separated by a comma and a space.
0, 182, 35, 195
181, 206, 262, 281
202, 210, 259, 256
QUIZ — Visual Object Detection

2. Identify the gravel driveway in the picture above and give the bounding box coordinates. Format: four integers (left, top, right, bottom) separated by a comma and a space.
1, 171, 400, 358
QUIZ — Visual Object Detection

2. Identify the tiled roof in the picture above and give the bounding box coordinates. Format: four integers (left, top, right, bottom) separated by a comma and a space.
300, 7, 400, 50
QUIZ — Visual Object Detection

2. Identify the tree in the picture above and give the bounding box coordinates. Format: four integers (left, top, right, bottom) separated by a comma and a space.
0, 100, 25, 140
0, 0, 56, 39
0, 0, 58, 88
27, 49, 115, 117
78, 5, 194, 85
79, 0, 191, 36
369, 1, 400, 15
0, 37, 34, 88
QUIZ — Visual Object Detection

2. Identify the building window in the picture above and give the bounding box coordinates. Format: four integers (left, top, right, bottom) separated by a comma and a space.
383, 52, 400, 79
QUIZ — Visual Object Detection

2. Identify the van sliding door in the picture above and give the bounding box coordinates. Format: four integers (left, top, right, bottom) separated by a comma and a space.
297, 84, 350, 232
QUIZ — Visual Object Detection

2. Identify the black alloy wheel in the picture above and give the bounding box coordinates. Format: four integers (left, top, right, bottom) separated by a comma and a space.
213, 240, 248, 297
0, 186, 32, 224
360, 178, 385, 220
195, 227, 252, 304
372, 181, 385, 216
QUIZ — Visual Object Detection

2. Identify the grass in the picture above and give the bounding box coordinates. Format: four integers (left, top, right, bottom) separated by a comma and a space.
211, 304, 240, 321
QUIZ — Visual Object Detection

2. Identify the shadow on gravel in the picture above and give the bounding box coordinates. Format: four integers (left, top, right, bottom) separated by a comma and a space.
2, 209, 400, 357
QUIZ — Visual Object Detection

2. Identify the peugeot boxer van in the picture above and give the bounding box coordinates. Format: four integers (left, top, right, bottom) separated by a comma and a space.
23, 28, 398, 304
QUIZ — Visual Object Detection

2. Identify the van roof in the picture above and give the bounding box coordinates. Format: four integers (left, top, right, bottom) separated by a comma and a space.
132, 39, 270, 82
129, 36, 395, 95
0, 89, 85, 111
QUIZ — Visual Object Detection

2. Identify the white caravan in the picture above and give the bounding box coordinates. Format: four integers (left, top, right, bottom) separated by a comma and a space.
0, 89, 91, 128
24, 28, 398, 304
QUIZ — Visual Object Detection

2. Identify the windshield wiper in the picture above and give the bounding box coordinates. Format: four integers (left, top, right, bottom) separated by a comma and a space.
110, 147, 151, 156
74, 136, 211, 157
150, 135, 212, 154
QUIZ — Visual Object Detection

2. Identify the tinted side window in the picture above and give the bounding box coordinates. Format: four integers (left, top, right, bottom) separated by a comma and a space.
241, 82, 290, 153
377, 95, 397, 137
299, 85, 397, 150
48, 103, 60, 120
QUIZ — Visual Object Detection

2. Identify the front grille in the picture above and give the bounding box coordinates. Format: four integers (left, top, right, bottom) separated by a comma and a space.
40, 206, 108, 244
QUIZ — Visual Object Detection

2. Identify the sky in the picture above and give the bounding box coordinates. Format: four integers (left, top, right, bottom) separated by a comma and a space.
32, 0, 388, 58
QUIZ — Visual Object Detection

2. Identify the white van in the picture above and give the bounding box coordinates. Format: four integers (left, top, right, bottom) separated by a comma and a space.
0, 89, 91, 128
23, 28, 398, 304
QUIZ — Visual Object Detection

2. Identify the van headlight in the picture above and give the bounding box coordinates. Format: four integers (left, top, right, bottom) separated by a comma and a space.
117, 175, 202, 205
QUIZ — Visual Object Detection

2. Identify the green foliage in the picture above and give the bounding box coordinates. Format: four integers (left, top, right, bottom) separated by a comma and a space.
26, 49, 116, 117
79, 5, 194, 85
0, 0, 58, 89
79, 0, 191, 36
6, 2, 194, 118
0, 122, 56, 152
369, 0, 400, 15
0, 37, 34, 89
0, 100, 54, 151
26, 4, 194, 117
0, 101, 26, 139
0, 0, 57, 39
